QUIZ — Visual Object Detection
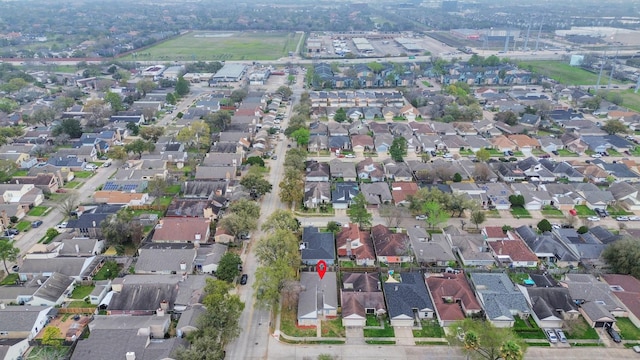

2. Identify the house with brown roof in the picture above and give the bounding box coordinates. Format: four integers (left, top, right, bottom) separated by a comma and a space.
602, 274, 640, 328
482, 226, 513, 241
560, 133, 587, 155
487, 239, 538, 268
341, 273, 386, 327
336, 223, 375, 266
391, 182, 418, 206
213, 227, 235, 244
93, 191, 149, 206
507, 134, 540, 152
491, 135, 517, 152
399, 104, 420, 121
426, 272, 482, 326
356, 158, 385, 182
370, 224, 412, 264
151, 217, 211, 243
351, 134, 374, 154
12, 173, 60, 194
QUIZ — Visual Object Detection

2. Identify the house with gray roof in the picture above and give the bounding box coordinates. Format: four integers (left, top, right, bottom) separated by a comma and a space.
134, 246, 197, 274
518, 285, 580, 329
71, 328, 185, 360
331, 182, 359, 210
305, 161, 330, 182
304, 181, 331, 209
0, 305, 54, 341
18, 257, 99, 282
329, 159, 357, 182
176, 304, 206, 337
360, 182, 392, 206
551, 228, 610, 268
382, 160, 413, 182
597, 162, 640, 182
470, 272, 531, 328
562, 274, 626, 328
301, 227, 336, 266
297, 272, 338, 326
408, 228, 456, 267
514, 225, 579, 268
26, 273, 75, 307
382, 272, 434, 327
448, 231, 496, 267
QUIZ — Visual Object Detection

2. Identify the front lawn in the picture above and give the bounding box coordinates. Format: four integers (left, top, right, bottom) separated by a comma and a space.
616, 317, 640, 340
12, 170, 28, 177
513, 317, 546, 339
366, 314, 380, 327
154, 196, 174, 207
0, 273, 19, 285
486, 209, 501, 218
28, 206, 49, 216
564, 317, 599, 340
607, 205, 633, 216
280, 304, 317, 337
67, 301, 96, 309
74, 171, 94, 179
15, 220, 31, 232
557, 149, 578, 157
541, 206, 564, 217
64, 181, 81, 189
70, 285, 95, 300
510, 206, 531, 218
363, 318, 395, 337
412, 320, 444, 338
321, 318, 345, 337
574, 205, 596, 216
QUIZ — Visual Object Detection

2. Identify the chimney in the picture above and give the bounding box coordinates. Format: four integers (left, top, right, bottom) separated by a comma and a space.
125, 352, 136, 360
92, 221, 96, 228
180, 261, 187, 271
194, 233, 201, 241
0, 302, 5, 309
156, 308, 165, 317
75, 244, 80, 254
160, 300, 169, 311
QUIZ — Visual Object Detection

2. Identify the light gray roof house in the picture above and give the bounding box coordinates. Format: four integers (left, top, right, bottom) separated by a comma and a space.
470, 272, 530, 326
562, 274, 627, 328
29, 273, 74, 305
134, 247, 197, 274
407, 229, 456, 266
297, 272, 338, 324
71, 329, 185, 360
382, 272, 434, 323
301, 226, 336, 266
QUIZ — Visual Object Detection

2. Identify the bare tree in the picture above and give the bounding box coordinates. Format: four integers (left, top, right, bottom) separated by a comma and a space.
472, 163, 492, 182
379, 203, 406, 228
58, 194, 79, 216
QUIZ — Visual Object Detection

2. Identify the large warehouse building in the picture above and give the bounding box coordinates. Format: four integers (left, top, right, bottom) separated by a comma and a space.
212, 64, 247, 82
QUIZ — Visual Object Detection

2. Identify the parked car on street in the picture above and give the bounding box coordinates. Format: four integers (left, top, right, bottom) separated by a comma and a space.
240, 274, 248, 285
31, 220, 43, 228
415, 215, 428, 220
616, 216, 630, 221
587, 216, 600, 222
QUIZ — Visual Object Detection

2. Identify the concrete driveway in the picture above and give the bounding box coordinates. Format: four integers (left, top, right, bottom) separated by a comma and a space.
345, 326, 365, 345
394, 326, 415, 345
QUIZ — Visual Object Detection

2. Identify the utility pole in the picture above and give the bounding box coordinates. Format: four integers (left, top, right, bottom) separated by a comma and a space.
504, 29, 510, 53
596, 49, 606, 89
534, 22, 543, 52
523, 21, 532, 52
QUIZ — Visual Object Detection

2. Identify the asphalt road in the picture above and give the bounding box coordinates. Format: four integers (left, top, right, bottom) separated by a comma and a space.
9, 166, 118, 269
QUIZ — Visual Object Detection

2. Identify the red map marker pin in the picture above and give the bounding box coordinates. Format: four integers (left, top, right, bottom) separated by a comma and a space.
317, 260, 327, 280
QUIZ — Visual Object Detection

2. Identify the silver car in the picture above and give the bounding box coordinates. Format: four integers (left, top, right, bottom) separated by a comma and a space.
545, 329, 558, 343
555, 329, 567, 343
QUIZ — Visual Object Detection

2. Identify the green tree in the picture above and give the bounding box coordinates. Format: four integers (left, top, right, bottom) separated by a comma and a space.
41, 326, 63, 348
216, 253, 242, 282
423, 201, 450, 229
448, 319, 525, 360
245, 156, 265, 167
347, 193, 373, 229
577, 225, 589, 234
334, 107, 347, 123
240, 173, 273, 197
52, 118, 83, 138
124, 139, 155, 158
291, 128, 310, 147
537, 219, 552, 232
326, 221, 341, 233
276, 85, 293, 99
175, 76, 190, 97
0, 98, 18, 113
261, 210, 300, 233
253, 230, 300, 309
495, 111, 518, 125
139, 126, 165, 142
0, 240, 19, 275
453, 172, 462, 182
101, 209, 143, 246
279, 167, 304, 208
108, 146, 128, 161
218, 199, 260, 239
203, 110, 232, 133
230, 89, 248, 103
29, 107, 56, 127
199, 279, 244, 345
601, 119, 629, 135
508, 195, 525, 208
389, 137, 408, 161
165, 92, 177, 105
104, 91, 124, 112
602, 238, 640, 278
136, 79, 157, 96
283, 148, 307, 172
475, 148, 491, 162
45, 228, 59, 241
470, 210, 486, 229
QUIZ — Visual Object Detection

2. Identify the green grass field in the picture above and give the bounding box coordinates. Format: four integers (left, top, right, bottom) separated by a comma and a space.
519, 61, 624, 86
28, 206, 49, 216
617, 89, 640, 113
122, 31, 302, 61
